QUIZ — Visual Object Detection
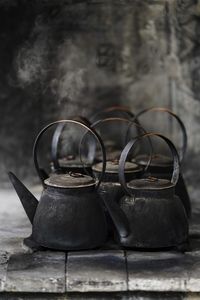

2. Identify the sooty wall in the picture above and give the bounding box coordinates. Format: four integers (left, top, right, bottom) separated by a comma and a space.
0, 0, 200, 206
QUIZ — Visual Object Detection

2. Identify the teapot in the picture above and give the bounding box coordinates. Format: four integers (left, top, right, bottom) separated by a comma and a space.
132, 107, 191, 217
90, 117, 149, 203
8, 120, 108, 251
102, 133, 189, 250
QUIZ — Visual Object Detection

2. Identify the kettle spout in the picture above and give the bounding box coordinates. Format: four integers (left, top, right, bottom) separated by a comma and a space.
8, 172, 38, 225
100, 191, 130, 238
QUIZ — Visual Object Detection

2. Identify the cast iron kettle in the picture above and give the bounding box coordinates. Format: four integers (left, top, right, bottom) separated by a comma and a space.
103, 133, 189, 250
51, 116, 94, 176
91, 117, 147, 202
132, 107, 191, 217
8, 120, 108, 251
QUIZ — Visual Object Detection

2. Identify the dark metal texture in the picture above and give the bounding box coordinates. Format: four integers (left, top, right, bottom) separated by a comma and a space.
32, 185, 108, 250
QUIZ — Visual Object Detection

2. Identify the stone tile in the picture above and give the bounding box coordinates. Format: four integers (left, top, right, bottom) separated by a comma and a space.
127, 251, 200, 293
0, 189, 38, 254
0, 251, 9, 292
127, 251, 188, 292
66, 250, 127, 292
5, 251, 66, 293
186, 253, 200, 292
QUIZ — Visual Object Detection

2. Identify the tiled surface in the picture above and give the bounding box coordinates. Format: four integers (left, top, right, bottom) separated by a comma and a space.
0, 251, 9, 291
66, 250, 127, 292
0, 189, 200, 294
5, 251, 66, 293
126, 251, 198, 292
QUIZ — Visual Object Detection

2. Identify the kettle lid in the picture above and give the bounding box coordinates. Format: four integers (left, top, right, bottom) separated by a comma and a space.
134, 154, 173, 167
44, 172, 95, 188
93, 160, 142, 174
127, 177, 174, 190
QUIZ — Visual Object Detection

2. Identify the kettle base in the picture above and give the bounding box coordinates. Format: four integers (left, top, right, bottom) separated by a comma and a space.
23, 236, 46, 252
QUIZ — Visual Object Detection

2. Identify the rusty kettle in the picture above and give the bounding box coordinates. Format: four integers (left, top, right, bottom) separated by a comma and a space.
8, 120, 108, 251
102, 133, 189, 250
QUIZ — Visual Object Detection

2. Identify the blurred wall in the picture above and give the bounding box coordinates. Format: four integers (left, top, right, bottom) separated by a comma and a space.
0, 0, 200, 204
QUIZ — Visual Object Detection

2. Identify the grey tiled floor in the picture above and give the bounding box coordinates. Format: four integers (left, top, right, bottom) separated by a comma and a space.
0, 189, 200, 295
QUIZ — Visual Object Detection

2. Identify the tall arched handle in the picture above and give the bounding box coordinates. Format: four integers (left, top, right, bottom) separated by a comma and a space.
135, 107, 187, 162
89, 105, 135, 123
119, 133, 180, 196
89, 117, 153, 170
33, 120, 106, 189
51, 116, 93, 171
91, 117, 148, 150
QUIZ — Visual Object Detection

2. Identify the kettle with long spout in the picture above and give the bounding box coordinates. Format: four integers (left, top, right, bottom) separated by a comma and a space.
8, 119, 109, 251
102, 133, 189, 251
132, 107, 191, 218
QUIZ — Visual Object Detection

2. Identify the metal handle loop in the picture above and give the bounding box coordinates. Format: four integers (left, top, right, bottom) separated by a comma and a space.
90, 117, 153, 171
33, 120, 106, 189
119, 133, 180, 196
90, 117, 148, 159
135, 107, 187, 162
51, 116, 94, 171
89, 105, 135, 123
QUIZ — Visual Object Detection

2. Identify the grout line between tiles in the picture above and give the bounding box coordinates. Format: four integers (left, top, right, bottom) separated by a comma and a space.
124, 250, 129, 291
65, 252, 68, 293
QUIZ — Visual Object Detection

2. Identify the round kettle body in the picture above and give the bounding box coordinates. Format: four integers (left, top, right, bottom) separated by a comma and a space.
117, 181, 189, 250
134, 154, 191, 217
32, 184, 107, 251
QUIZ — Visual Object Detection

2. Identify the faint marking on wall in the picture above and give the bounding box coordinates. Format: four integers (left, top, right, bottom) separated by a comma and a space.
96, 43, 116, 71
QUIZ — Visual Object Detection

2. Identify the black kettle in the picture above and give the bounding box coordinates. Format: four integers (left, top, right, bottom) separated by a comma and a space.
132, 107, 191, 217
91, 117, 148, 202
8, 120, 108, 251
103, 133, 189, 251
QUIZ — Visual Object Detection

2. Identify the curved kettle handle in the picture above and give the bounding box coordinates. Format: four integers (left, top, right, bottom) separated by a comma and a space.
135, 107, 187, 162
89, 105, 135, 123
51, 116, 93, 171
91, 116, 146, 144
33, 120, 106, 189
90, 117, 152, 164
119, 133, 180, 196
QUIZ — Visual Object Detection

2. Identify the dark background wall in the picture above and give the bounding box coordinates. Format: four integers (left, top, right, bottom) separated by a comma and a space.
0, 0, 200, 204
